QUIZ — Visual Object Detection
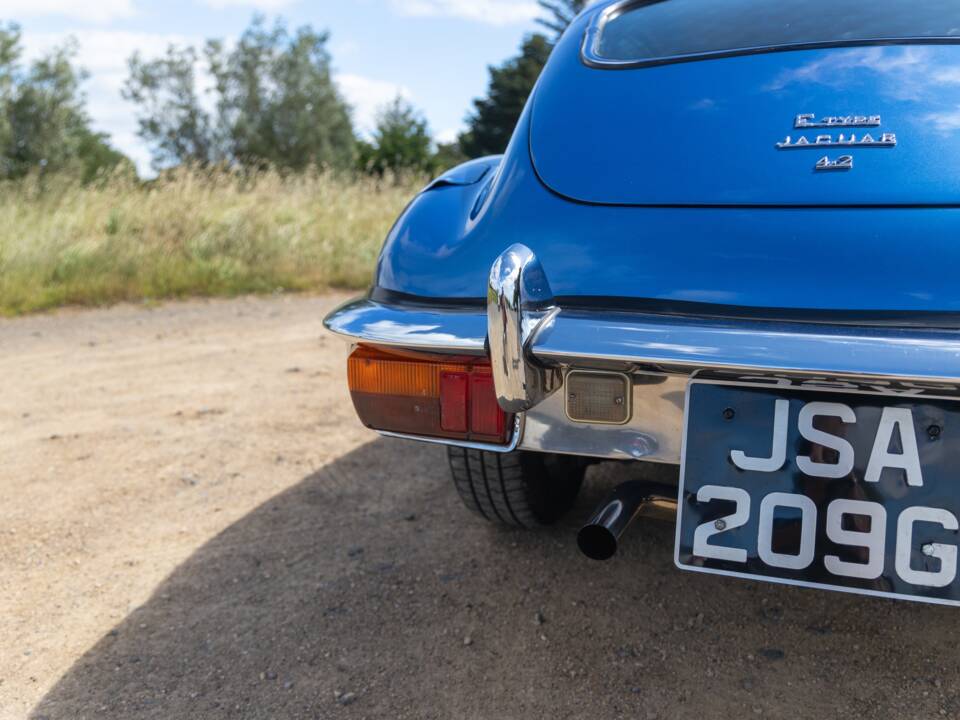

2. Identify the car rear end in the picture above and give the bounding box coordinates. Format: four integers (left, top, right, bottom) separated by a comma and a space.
327, 0, 960, 605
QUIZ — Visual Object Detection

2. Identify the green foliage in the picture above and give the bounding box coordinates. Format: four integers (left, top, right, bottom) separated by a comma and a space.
431, 141, 468, 173
123, 46, 216, 168
536, 0, 591, 40
0, 23, 132, 181
459, 34, 552, 158
459, 1, 589, 159
124, 16, 355, 172
0, 168, 423, 315
358, 96, 434, 175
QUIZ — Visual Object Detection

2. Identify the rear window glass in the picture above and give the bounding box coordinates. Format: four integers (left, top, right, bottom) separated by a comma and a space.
593, 0, 960, 65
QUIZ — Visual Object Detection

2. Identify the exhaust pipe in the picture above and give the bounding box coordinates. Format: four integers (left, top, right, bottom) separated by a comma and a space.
577, 481, 677, 561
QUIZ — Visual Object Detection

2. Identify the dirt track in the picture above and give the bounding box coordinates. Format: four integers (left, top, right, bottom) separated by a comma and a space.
3, 294, 960, 719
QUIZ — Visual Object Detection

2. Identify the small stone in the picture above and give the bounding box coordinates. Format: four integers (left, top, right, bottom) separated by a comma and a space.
404, 513, 417, 522
347, 547, 364, 558
759, 648, 784, 661
534, 611, 545, 626
463, 636, 473, 646
283, 681, 293, 690
337, 692, 356, 706
259, 672, 266, 681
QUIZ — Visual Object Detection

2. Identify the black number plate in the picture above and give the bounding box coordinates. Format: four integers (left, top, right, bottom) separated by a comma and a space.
675, 379, 960, 605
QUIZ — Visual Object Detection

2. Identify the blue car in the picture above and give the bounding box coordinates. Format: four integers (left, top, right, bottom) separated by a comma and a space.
327, 0, 960, 606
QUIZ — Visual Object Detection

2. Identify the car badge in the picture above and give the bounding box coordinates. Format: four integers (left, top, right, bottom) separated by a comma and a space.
777, 114, 895, 171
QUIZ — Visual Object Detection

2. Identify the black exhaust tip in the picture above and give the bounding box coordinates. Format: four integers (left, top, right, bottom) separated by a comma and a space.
577, 480, 677, 561
577, 524, 618, 561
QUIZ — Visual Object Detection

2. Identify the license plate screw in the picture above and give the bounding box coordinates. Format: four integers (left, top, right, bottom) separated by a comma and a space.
614, 397, 624, 406
928, 424, 942, 440
923, 543, 937, 556
714, 519, 727, 531
722, 408, 736, 421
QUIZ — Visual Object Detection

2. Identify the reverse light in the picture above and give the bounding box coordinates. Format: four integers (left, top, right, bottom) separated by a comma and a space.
347, 346, 511, 444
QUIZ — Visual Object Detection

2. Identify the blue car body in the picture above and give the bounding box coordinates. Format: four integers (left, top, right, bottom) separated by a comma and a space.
375, 4, 960, 314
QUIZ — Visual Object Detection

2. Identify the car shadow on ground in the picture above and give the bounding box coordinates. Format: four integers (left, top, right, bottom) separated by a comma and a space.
32, 438, 960, 720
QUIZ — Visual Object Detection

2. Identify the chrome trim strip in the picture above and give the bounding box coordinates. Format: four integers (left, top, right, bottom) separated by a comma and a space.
531, 310, 960, 384
378, 414, 525, 454
323, 296, 486, 354
581, 0, 960, 70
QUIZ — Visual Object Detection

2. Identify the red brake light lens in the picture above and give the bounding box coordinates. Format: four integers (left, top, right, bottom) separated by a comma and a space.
347, 346, 511, 444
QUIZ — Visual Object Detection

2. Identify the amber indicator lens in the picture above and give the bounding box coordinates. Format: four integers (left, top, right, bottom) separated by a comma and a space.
565, 370, 632, 424
347, 346, 511, 443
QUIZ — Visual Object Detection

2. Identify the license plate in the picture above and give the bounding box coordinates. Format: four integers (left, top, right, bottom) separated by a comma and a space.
675, 379, 960, 606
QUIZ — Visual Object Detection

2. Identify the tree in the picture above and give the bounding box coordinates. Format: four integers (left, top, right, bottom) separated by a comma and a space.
358, 96, 433, 175
124, 16, 355, 171
0, 23, 132, 181
458, 1, 589, 159
123, 46, 217, 168
536, 0, 591, 40
431, 141, 467, 173
458, 34, 551, 158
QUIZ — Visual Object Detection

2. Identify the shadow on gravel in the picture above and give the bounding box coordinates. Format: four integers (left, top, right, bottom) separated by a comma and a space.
32, 438, 960, 720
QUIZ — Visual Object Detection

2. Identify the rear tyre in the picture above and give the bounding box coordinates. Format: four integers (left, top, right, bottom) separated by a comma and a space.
447, 447, 586, 528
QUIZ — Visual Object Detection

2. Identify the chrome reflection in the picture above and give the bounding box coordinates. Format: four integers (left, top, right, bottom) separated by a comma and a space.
522, 372, 687, 463
487, 244, 561, 413
323, 297, 486, 353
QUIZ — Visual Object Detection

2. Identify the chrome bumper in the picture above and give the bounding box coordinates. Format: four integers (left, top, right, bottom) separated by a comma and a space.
325, 245, 960, 464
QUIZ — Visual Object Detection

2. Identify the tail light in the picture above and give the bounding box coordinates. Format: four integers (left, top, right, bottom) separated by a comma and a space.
347, 346, 512, 444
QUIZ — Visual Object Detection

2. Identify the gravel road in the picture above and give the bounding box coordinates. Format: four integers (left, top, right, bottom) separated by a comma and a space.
3, 294, 960, 719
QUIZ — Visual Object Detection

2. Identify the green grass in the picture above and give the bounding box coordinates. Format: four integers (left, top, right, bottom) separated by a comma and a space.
0, 168, 423, 315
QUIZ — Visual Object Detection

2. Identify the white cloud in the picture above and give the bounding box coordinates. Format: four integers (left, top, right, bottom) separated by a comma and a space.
201, 0, 297, 8
925, 106, 960, 134
388, 0, 540, 26
435, 127, 458, 144
336, 73, 411, 136
22, 31, 205, 175
0, 0, 135, 23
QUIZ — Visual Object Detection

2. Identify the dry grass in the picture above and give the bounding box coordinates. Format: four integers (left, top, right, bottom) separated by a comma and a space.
0, 168, 423, 315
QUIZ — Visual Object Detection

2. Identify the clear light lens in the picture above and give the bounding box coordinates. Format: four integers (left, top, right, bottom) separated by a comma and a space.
566, 371, 631, 424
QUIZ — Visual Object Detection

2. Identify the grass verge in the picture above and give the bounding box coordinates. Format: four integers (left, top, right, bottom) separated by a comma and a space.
0, 168, 423, 315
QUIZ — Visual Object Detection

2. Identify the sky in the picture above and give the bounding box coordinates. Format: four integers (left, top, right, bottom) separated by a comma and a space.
0, 0, 553, 173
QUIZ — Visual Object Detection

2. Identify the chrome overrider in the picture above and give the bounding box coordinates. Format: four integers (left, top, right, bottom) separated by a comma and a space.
324, 245, 960, 463
487, 244, 561, 413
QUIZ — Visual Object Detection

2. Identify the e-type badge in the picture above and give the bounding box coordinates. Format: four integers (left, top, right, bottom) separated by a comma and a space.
795, 113, 880, 128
